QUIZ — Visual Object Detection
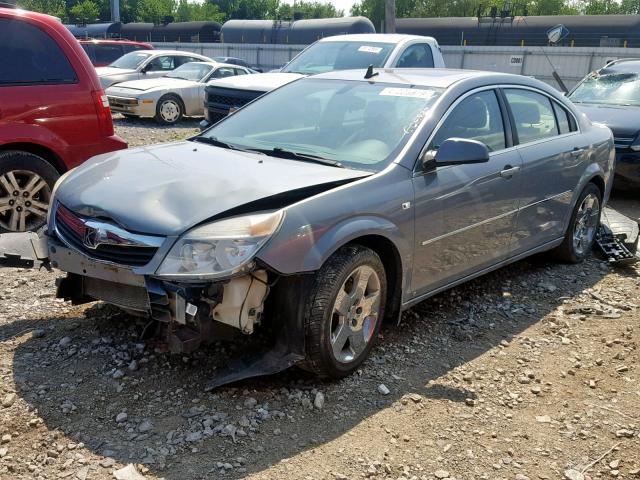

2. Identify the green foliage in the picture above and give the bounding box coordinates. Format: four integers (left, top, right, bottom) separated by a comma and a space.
18, 0, 67, 19
69, 0, 100, 21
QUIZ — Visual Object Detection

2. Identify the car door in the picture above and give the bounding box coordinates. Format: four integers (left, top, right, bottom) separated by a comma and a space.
141, 55, 176, 79
394, 44, 435, 68
411, 88, 523, 295
503, 88, 584, 253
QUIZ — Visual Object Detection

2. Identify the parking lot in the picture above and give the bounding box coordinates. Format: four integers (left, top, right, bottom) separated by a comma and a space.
0, 118, 637, 480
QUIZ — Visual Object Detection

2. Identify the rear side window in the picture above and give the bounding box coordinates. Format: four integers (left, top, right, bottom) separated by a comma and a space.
505, 89, 558, 144
552, 101, 575, 134
123, 44, 147, 53
0, 18, 77, 86
396, 44, 434, 68
95, 44, 124, 65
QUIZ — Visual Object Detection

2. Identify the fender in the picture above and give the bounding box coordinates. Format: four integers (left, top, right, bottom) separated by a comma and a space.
0, 124, 69, 163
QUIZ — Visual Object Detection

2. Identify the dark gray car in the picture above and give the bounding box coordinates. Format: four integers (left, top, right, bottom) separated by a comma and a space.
13, 68, 615, 386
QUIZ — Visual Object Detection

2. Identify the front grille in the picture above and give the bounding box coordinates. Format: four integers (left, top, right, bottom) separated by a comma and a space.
83, 277, 149, 311
614, 136, 635, 150
54, 204, 158, 267
107, 96, 139, 110
204, 86, 264, 120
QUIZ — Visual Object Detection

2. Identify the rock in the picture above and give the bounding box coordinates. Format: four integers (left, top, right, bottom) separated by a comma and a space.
100, 458, 115, 468
515, 475, 530, 480
610, 459, 620, 469
112, 369, 125, 379
465, 398, 477, 407
243, 397, 257, 409
138, 420, 153, 433
59, 336, 72, 347
128, 360, 139, 371
116, 412, 128, 423
185, 432, 202, 442
536, 415, 552, 423
615, 429, 634, 438
273, 428, 281, 436
616, 366, 629, 373
434, 470, 450, 479
564, 469, 584, 480
32, 329, 45, 338
113, 464, 146, 480
314, 392, 325, 410
1, 393, 16, 408
1, 434, 10, 444
531, 386, 541, 395
0, 447, 7, 458
378, 384, 390, 395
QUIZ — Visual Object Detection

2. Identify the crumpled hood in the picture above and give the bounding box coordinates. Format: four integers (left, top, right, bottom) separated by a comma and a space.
108, 77, 196, 92
96, 66, 135, 77
574, 103, 640, 138
206, 72, 304, 93
54, 141, 371, 236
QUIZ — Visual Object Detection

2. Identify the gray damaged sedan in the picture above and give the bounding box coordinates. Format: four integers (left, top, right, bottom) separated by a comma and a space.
2, 68, 615, 388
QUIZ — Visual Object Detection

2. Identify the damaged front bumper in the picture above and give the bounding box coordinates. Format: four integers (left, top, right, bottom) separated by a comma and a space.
0, 231, 308, 390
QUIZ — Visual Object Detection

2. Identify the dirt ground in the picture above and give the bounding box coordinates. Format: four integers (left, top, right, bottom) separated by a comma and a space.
1, 119, 639, 480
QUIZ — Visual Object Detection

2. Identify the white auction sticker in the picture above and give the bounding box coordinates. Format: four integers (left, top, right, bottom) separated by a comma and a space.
358, 45, 383, 54
379, 87, 435, 99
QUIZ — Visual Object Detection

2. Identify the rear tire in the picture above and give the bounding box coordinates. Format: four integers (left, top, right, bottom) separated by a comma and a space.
0, 150, 59, 233
553, 183, 602, 263
155, 94, 183, 125
301, 245, 387, 378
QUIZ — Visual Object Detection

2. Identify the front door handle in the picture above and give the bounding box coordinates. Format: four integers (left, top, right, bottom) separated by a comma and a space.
570, 148, 584, 157
499, 165, 520, 179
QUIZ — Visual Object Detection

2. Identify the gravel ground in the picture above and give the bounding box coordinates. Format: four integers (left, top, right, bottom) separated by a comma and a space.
1, 120, 639, 480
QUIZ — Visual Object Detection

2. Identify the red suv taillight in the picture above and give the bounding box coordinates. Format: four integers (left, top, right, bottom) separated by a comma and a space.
92, 90, 114, 137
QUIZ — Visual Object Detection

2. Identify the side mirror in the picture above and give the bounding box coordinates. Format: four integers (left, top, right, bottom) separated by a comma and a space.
422, 138, 490, 169
141, 64, 151, 73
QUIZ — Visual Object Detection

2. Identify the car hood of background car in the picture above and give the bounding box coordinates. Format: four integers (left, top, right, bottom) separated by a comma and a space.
96, 66, 136, 77
107, 77, 197, 92
574, 103, 640, 137
207, 72, 304, 92
54, 141, 372, 237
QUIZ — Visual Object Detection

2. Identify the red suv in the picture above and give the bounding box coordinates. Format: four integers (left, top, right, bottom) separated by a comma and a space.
79, 39, 153, 67
0, 6, 127, 233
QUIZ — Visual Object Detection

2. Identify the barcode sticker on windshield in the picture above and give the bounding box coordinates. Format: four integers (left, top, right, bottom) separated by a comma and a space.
358, 46, 383, 54
380, 88, 435, 99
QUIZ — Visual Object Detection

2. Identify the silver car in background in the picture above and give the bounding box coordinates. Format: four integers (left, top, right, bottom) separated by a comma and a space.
32, 69, 614, 387
106, 62, 254, 124
96, 50, 212, 89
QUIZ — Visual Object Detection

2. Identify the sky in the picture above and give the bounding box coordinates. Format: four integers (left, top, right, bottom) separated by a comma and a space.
281, 0, 358, 16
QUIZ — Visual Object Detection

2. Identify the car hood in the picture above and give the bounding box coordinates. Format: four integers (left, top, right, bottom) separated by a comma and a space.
96, 66, 136, 77
206, 72, 304, 93
574, 103, 640, 137
54, 141, 371, 236
108, 77, 196, 92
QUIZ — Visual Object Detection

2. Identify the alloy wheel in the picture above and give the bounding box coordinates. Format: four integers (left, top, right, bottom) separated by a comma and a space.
572, 192, 600, 256
0, 170, 51, 232
159, 100, 180, 123
330, 265, 382, 364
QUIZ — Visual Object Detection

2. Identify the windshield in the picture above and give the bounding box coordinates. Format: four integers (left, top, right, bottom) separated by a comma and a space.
569, 72, 640, 106
282, 41, 395, 75
166, 63, 213, 81
110, 52, 153, 70
197, 78, 442, 172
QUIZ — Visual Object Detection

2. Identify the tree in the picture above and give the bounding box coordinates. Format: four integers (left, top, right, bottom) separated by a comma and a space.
136, 0, 175, 21
69, 0, 100, 21
18, 0, 67, 19
583, 0, 621, 14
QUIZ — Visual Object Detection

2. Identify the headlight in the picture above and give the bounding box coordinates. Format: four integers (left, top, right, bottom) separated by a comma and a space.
156, 210, 283, 278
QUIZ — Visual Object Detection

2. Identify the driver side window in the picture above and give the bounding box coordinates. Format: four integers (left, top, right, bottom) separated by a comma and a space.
430, 90, 506, 152
147, 56, 175, 71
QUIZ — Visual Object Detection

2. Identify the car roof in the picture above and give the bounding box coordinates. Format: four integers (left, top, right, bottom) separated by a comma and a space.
600, 59, 640, 74
147, 49, 208, 56
318, 33, 438, 45
309, 68, 495, 89
79, 38, 151, 46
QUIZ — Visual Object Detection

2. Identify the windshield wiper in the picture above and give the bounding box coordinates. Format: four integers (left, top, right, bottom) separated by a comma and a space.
191, 136, 247, 151
247, 147, 344, 168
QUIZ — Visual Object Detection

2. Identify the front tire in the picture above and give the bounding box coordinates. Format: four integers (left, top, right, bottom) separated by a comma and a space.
155, 94, 183, 125
302, 245, 387, 378
554, 183, 602, 263
0, 151, 58, 233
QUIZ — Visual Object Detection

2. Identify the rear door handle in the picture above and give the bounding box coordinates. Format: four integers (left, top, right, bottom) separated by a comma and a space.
499, 165, 520, 179
570, 148, 584, 157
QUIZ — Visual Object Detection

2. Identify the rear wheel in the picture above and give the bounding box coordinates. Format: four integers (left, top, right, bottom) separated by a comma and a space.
0, 151, 59, 233
554, 183, 602, 263
302, 245, 387, 378
155, 94, 183, 125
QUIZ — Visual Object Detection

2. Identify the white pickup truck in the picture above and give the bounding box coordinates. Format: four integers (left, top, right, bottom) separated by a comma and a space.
200, 33, 445, 129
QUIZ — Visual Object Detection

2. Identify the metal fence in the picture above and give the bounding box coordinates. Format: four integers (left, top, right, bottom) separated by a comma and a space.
155, 42, 640, 89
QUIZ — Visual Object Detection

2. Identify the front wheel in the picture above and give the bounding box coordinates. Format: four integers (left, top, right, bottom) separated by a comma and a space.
155, 94, 183, 125
554, 183, 602, 263
301, 245, 387, 378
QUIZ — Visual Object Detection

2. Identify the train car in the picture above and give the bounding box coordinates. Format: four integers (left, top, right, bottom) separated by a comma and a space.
396, 15, 640, 47
220, 16, 375, 44
119, 21, 221, 42
65, 22, 121, 39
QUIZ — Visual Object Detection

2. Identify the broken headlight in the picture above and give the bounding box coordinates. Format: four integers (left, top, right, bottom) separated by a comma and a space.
156, 210, 283, 278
